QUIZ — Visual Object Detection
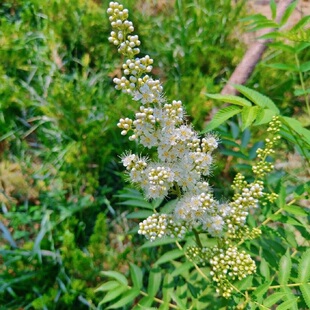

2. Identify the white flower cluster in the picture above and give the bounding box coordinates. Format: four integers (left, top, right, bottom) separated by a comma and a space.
174, 193, 232, 237
108, 2, 265, 244
108, 2, 282, 298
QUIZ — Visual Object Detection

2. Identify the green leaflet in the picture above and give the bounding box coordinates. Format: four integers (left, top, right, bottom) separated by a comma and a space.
161, 273, 173, 306
283, 204, 309, 217
171, 261, 194, 277
279, 1, 298, 27
241, 106, 260, 131
281, 286, 298, 310
154, 249, 184, 266
300, 284, 310, 309
276, 298, 298, 310
126, 210, 154, 219
98, 285, 128, 305
118, 200, 154, 210
263, 292, 286, 307
130, 263, 143, 290
100, 271, 128, 286
95, 281, 120, 293
202, 105, 242, 133
278, 249, 292, 285
253, 281, 272, 299
220, 149, 248, 160
298, 248, 310, 283
294, 88, 310, 96
299, 61, 310, 72
265, 63, 299, 71
147, 268, 162, 297
107, 288, 140, 309
270, 0, 277, 20
206, 93, 252, 107
234, 275, 253, 291
259, 258, 270, 281
281, 116, 310, 147
132, 296, 154, 309
291, 15, 310, 32
139, 237, 176, 249
232, 84, 280, 114
170, 290, 187, 310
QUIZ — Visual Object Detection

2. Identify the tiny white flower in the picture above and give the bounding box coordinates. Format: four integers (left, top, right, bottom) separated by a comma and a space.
133, 84, 154, 104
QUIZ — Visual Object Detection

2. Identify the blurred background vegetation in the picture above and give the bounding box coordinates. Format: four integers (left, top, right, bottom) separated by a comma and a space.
0, 0, 309, 309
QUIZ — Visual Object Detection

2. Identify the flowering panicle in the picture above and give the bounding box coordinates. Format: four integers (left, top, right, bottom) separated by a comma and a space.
187, 245, 256, 297
253, 116, 281, 179
108, 2, 280, 298
107, 1, 218, 200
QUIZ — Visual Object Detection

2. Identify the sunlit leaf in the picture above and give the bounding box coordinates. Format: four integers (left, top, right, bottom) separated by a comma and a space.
254, 108, 277, 126
232, 84, 279, 114
278, 249, 291, 285
95, 281, 120, 293
234, 275, 253, 291
280, 1, 298, 26
107, 288, 140, 309
170, 290, 187, 310
276, 298, 298, 310
260, 258, 270, 281
98, 285, 127, 305
300, 284, 310, 309
139, 237, 176, 249
154, 249, 184, 266
130, 263, 143, 290
171, 261, 194, 277
202, 105, 242, 133
126, 210, 154, 219
132, 296, 153, 309
270, 0, 277, 20
300, 61, 310, 73
298, 248, 310, 283
283, 204, 308, 216
118, 200, 154, 210
147, 268, 162, 297
253, 281, 272, 299
206, 93, 252, 107
101, 271, 128, 286
263, 292, 286, 307
241, 106, 260, 131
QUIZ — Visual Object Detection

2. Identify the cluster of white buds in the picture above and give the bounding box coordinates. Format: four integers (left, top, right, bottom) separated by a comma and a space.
143, 165, 175, 199
117, 117, 133, 136
253, 116, 281, 179
138, 213, 187, 241
225, 181, 263, 237
187, 245, 256, 298
209, 246, 256, 298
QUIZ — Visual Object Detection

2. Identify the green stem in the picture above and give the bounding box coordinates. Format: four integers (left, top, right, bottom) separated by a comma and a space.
260, 198, 295, 227
192, 228, 203, 248
175, 241, 210, 282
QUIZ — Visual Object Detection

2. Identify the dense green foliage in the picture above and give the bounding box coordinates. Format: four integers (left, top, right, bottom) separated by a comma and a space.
0, 0, 309, 309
